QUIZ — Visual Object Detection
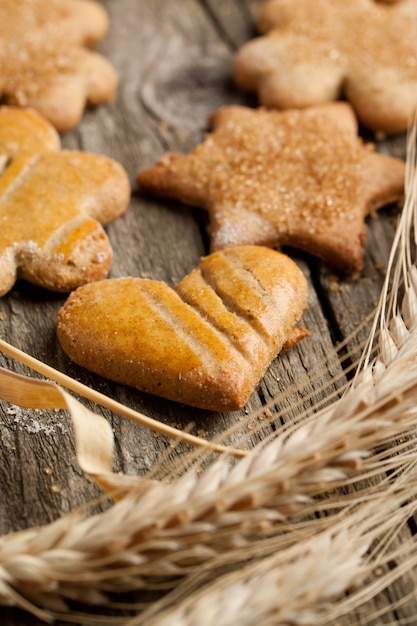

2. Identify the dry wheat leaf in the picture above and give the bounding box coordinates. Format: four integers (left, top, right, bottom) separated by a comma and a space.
0, 342, 246, 474
0, 366, 113, 481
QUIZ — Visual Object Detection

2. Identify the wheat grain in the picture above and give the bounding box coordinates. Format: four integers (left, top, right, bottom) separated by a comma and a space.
1, 354, 417, 622
132, 477, 417, 626
0, 89, 416, 626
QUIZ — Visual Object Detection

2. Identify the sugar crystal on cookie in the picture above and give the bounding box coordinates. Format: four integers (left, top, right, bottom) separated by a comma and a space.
233, 0, 417, 134
137, 103, 405, 272
0, 0, 117, 132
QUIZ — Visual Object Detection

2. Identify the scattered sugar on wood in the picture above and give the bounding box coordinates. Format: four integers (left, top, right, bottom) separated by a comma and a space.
5, 404, 68, 435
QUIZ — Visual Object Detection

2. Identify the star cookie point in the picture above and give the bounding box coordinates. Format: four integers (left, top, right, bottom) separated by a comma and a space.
137, 103, 405, 272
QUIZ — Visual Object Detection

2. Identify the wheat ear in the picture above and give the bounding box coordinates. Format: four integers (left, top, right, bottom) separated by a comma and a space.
2, 343, 417, 623
131, 470, 417, 626
1, 111, 416, 626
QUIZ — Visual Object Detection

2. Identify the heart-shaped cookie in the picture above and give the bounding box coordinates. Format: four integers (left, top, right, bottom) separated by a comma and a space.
57, 246, 308, 411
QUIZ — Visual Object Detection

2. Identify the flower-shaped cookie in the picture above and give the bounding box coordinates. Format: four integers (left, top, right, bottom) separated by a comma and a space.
233, 0, 417, 134
0, 0, 117, 133
0, 106, 130, 297
137, 103, 405, 272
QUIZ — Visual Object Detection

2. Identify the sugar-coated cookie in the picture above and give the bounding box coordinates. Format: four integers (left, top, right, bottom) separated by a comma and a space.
137, 103, 405, 272
0, 106, 130, 296
0, 0, 117, 133
57, 246, 308, 412
233, 0, 417, 134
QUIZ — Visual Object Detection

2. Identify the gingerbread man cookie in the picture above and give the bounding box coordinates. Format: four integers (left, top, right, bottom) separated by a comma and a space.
0, 106, 130, 297
57, 246, 308, 412
0, 0, 117, 133
137, 103, 405, 272
233, 0, 417, 134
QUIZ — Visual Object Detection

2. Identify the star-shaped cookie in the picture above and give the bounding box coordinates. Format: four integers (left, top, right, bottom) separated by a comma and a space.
0, 106, 130, 297
233, 0, 417, 134
136, 103, 405, 272
0, 0, 117, 133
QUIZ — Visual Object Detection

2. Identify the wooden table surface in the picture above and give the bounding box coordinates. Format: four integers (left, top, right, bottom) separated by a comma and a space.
0, 1, 414, 624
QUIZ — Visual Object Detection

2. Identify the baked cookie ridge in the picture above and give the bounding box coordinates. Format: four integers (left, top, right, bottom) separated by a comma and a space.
57, 246, 308, 412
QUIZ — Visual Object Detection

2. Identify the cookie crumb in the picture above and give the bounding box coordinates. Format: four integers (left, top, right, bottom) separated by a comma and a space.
329, 275, 340, 292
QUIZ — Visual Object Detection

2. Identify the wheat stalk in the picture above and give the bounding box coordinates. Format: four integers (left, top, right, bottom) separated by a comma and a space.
0, 95, 416, 626
355, 115, 417, 380
0, 341, 246, 458
130, 472, 417, 626
1, 344, 417, 623
1, 144, 416, 623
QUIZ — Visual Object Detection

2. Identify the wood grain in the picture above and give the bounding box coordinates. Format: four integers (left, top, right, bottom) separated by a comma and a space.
0, 1, 414, 624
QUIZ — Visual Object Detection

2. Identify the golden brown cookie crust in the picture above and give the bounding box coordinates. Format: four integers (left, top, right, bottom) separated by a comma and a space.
57, 246, 308, 412
233, 0, 417, 134
137, 103, 405, 272
0, 106, 131, 296
0, 0, 117, 133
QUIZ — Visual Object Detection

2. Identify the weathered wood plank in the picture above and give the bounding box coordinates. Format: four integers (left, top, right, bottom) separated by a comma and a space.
0, 1, 414, 625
